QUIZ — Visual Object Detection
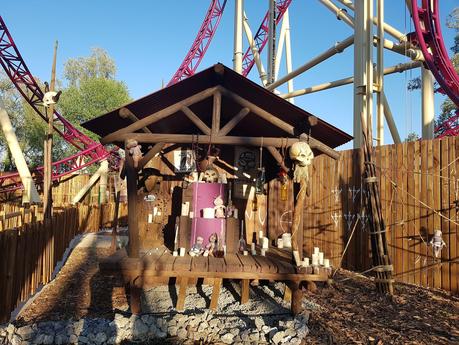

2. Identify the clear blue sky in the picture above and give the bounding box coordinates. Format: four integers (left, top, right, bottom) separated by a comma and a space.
1, 1, 457, 149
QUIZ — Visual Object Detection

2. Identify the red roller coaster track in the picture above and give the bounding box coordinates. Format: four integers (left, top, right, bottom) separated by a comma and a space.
411, 0, 459, 138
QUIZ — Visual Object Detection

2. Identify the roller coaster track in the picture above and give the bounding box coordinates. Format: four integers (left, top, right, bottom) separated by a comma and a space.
0, 16, 110, 192
168, 0, 228, 86
241, 0, 292, 77
411, 0, 459, 137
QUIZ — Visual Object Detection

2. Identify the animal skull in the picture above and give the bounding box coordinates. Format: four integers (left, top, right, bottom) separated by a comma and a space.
289, 141, 314, 183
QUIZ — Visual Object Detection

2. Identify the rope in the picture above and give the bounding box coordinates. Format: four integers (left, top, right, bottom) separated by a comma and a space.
332, 215, 360, 278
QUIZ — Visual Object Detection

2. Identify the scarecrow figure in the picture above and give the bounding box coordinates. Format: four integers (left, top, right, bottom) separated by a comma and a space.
430, 229, 446, 258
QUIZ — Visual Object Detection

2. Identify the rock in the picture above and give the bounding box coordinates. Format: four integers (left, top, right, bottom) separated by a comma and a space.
7, 324, 16, 335
261, 325, 271, 334
249, 331, 259, 342
33, 333, 45, 345
106, 336, 116, 345
168, 326, 178, 337
95, 332, 107, 344
254, 317, 264, 330
132, 319, 148, 340
69, 334, 78, 343
230, 327, 240, 336
17, 325, 34, 340
177, 327, 188, 339
289, 337, 302, 345
54, 334, 68, 345
197, 321, 208, 333
285, 328, 297, 337
221, 332, 235, 344
272, 331, 285, 345
156, 330, 167, 338
209, 319, 219, 328
10, 334, 21, 345
281, 320, 295, 329
78, 335, 88, 344
240, 330, 250, 341
157, 318, 167, 332
43, 334, 54, 345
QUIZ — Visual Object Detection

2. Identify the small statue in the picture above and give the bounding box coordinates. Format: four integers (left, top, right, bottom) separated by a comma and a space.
126, 139, 143, 168
206, 232, 218, 256
430, 229, 446, 258
189, 236, 204, 257
214, 195, 226, 218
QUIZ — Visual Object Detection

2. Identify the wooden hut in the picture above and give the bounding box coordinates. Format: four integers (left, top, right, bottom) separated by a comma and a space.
82, 63, 352, 314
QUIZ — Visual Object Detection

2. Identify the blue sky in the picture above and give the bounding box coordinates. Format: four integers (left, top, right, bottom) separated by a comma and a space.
1, 1, 457, 149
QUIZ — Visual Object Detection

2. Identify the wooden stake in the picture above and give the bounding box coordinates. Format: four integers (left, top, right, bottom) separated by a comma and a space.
43, 41, 58, 220
125, 141, 139, 258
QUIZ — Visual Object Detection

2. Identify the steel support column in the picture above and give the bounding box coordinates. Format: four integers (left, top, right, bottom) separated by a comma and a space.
421, 66, 435, 140
234, 0, 244, 73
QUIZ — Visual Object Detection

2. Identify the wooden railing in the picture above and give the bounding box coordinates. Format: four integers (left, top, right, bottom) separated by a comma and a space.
0, 202, 127, 323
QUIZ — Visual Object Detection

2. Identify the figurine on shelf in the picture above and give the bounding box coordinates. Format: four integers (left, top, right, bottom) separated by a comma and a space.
189, 236, 204, 257
214, 195, 226, 218
206, 232, 218, 256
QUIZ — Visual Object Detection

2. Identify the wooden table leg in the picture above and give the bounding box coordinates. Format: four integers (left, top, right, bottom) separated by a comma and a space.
176, 277, 189, 311
130, 284, 142, 314
209, 278, 222, 310
241, 279, 250, 304
283, 285, 292, 302
290, 281, 303, 316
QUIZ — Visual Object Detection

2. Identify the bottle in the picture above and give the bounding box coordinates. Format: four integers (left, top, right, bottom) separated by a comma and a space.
281, 182, 288, 201
239, 220, 247, 253
252, 194, 258, 212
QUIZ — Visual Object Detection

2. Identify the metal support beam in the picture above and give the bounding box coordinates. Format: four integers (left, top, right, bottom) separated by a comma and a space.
421, 66, 435, 140
267, 0, 276, 84
267, 35, 354, 91
0, 108, 40, 204
243, 12, 268, 85
283, 8, 294, 104
376, 0, 384, 146
234, 0, 244, 73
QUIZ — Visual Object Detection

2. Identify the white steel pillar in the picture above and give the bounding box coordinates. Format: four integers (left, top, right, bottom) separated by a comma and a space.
421, 66, 435, 140
283, 9, 295, 104
0, 108, 40, 204
233, 0, 244, 74
267, 0, 276, 84
353, 0, 373, 148
243, 12, 268, 85
376, 0, 384, 145
99, 159, 109, 204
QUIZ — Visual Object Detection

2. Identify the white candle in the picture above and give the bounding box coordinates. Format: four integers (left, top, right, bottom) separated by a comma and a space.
277, 238, 284, 249
314, 247, 320, 255
258, 230, 264, 240
179, 247, 186, 257
189, 211, 194, 218
148, 214, 153, 223
233, 209, 238, 219
203, 250, 209, 257
312, 253, 319, 266
324, 258, 330, 268
302, 258, 310, 267
243, 250, 248, 256
260, 248, 266, 256
181, 202, 190, 216
282, 233, 292, 248
262, 237, 269, 249
318, 252, 324, 265
172, 251, 178, 257
251, 242, 256, 255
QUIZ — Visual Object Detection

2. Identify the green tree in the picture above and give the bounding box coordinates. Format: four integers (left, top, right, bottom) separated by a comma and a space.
58, 48, 131, 141
405, 132, 420, 142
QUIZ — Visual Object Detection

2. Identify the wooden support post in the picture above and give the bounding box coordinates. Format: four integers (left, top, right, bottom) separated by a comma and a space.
181, 106, 211, 135
111, 187, 121, 253
212, 91, 221, 135
137, 142, 165, 170
267, 146, 289, 172
176, 277, 189, 311
125, 142, 139, 258
241, 279, 250, 304
43, 41, 58, 220
210, 278, 222, 310
130, 284, 142, 314
290, 282, 303, 316
218, 107, 250, 136
283, 285, 292, 302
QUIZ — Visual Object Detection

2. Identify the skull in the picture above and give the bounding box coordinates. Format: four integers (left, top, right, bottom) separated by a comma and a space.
203, 168, 219, 183
289, 142, 314, 184
289, 142, 313, 166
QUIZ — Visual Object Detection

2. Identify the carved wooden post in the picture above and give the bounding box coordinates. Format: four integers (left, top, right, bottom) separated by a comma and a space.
125, 141, 139, 258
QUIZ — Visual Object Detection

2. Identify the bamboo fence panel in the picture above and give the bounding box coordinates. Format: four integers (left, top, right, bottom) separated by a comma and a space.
304, 137, 459, 293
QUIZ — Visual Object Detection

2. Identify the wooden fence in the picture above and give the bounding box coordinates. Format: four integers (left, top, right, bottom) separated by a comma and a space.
0, 202, 127, 323
304, 136, 459, 293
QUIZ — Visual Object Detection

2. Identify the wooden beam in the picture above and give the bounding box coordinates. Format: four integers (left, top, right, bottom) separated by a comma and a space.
119, 107, 152, 133
101, 86, 218, 144
217, 86, 339, 159
209, 278, 222, 310
125, 142, 139, 258
241, 279, 250, 304
218, 107, 250, 136
267, 146, 289, 172
137, 142, 165, 170
212, 91, 221, 135
176, 277, 188, 311
181, 106, 211, 135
